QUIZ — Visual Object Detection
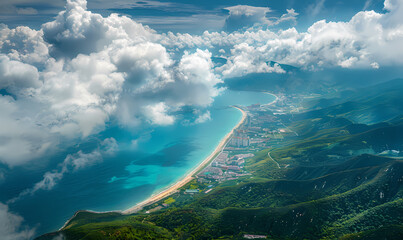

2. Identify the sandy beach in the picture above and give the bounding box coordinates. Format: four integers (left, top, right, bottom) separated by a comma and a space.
265, 92, 278, 106
123, 106, 247, 214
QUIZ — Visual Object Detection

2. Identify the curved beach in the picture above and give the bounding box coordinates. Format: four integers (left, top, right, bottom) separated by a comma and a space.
123, 106, 247, 214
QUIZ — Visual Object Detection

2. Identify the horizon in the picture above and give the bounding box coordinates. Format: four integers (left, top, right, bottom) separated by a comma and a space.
1, 0, 403, 239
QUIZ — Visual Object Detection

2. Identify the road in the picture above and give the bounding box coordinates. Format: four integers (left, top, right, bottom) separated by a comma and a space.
268, 151, 280, 168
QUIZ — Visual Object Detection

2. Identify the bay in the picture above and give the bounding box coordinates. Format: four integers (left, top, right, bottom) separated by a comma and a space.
1, 90, 275, 236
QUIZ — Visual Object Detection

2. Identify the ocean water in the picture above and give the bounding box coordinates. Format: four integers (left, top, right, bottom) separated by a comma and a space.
0, 90, 275, 237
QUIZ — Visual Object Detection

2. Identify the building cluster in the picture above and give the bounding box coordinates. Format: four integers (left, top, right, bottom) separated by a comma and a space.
196, 151, 253, 183
229, 129, 250, 147
194, 99, 299, 188
233, 98, 301, 150
243, 234, 267, 239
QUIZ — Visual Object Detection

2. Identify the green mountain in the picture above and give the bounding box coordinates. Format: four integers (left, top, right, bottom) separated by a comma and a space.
297, 79, 403, 124
37, 78, 403, 240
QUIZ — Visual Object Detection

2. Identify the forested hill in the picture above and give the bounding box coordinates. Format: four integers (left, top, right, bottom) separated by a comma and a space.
38, 79, 403, 240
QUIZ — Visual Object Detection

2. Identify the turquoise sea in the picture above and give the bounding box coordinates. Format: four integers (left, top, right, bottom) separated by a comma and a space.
0, 90, 275, 236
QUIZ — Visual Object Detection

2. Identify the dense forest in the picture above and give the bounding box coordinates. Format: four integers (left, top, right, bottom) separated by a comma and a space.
38, 79, 403, 240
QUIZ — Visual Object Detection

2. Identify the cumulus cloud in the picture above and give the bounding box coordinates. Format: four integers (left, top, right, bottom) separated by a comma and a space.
217, 43, 286, 77
1, 1, 403, 232
177, 49, 222, 104
0, 95, 54, 167
0, 54, 41, 93
0, 0, 224, 167
115, 48, 222, 127
42, 0, 111, 58
42, 0, 157, 58
40, 52, 125, 137
0, 203, 35, 240
112, 42, 172, 85
384, 0, 399, 10
195, 111, 211, 124
1, 0, 403, 169
371, 62, 380, 69
144, 102, 175, 125
163, 0, 403, 72
0, 24, 49, 64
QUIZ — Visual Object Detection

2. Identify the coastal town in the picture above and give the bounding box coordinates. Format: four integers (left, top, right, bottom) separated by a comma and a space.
134, 93, 304, 215
193, 93, 302, 185
10, 0, 403, 238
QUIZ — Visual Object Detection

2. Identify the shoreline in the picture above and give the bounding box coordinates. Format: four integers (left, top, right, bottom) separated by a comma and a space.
265, 92, 278, 106
59, 92, 277, 230
122, 106, 247, 214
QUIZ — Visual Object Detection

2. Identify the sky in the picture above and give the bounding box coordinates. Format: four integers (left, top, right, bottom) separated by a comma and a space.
0, 0, 388, 32
1, 0, 403, 239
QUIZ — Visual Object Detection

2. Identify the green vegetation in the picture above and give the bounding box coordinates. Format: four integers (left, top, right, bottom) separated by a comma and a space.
37, 79, 403, 240
164, 197, 176, 205
39, 216, 174, 240
339, 224, 403, 240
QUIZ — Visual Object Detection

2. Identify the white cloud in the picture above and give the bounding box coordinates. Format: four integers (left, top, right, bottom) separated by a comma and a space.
8, 138, 117, 203
339, 57, 358, 68
0, 203, 35, 240
0, 96, 54, 167
101, 137, 119, 155
1, 0, 403, 168
0, 0, 226, 167
38, 53, 124, 138
37, 0, 222, 131
195, 111, 211, 124
65, 150, 103, 171
0, 55, 41, 94
114, 48, 222, 127
217, 43, 286, 77
16, 7, 38, 15
64, 137, 117, 171
384, 0, 398, 10
223, 5, 298, 31
0, 24, 49, 64
225, 5, 271, 17
1, 1, 403, 230
144, 102, 175, 125
42, 0, 110, 58
276, 9, 299, 26
371, 62, 380, 69
111, 42, 173, 87
163, 0, 403, 73
32, 171, 65, 193
177, 49, 222, 103
42, 0, 157, 59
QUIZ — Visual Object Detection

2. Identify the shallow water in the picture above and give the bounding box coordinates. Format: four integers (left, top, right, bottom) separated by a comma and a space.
0, 90, 275, 236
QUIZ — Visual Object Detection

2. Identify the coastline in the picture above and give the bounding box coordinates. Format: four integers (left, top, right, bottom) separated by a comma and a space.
265, 92, 278, 106
58, 92, 277, 232
122, 106, 247, 214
